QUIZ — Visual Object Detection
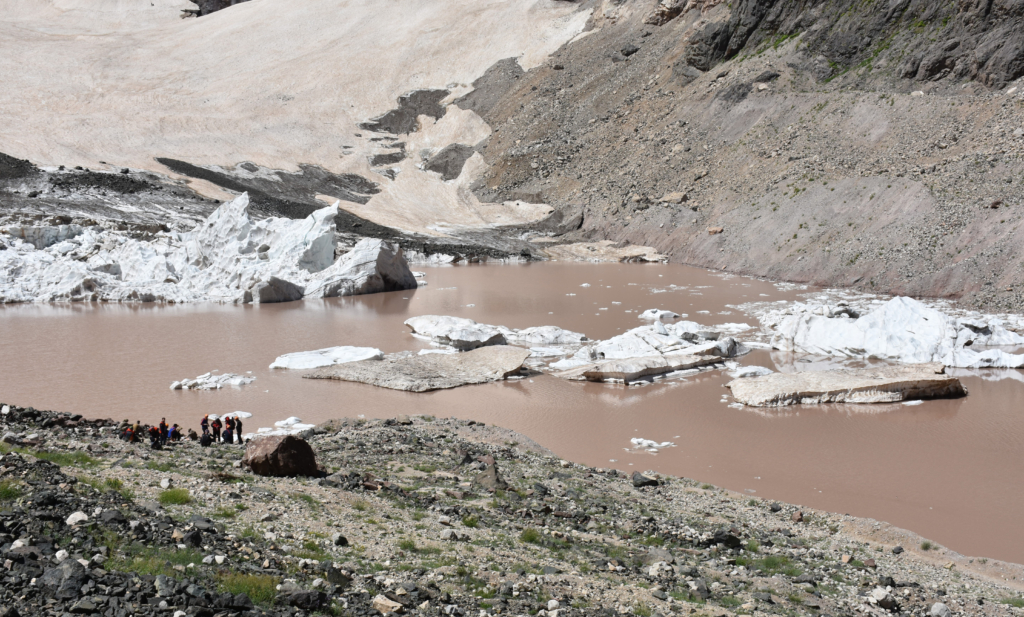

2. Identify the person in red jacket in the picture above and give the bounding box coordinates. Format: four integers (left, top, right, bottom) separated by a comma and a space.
211, 417, 222, 442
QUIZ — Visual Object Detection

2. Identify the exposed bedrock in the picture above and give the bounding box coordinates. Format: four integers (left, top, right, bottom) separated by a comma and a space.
727, 362, 967, 407
467, 0, 1024, 312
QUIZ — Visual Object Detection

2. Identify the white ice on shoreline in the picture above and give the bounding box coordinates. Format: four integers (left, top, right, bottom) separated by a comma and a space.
269, 346, 383, 370
170, 372, 255, 390
0, 193, 416, 304
768, 296, 1024, 368
243, 416, 316, 441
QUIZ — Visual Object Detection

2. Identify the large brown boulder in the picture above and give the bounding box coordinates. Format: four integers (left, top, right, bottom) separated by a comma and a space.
241, 435, 318, 477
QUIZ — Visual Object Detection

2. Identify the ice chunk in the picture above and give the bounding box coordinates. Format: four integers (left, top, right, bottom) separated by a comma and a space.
270, 346, 384, 370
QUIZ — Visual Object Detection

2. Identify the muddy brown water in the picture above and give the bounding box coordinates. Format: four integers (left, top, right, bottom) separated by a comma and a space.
2, 262, 1023, 564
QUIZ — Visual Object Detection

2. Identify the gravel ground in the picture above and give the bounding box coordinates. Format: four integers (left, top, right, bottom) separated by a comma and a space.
2, 403, 1024, 617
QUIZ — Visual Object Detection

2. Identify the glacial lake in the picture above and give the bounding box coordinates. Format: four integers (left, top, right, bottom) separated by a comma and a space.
2, 262, 1023, 564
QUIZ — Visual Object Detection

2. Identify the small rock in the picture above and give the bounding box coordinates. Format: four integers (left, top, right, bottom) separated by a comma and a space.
791, 510, 803, 523
160, 478, 172, 489
53, 549, 69, 563
65, 511, 89, 526
841, 555, 852, 563
372, 594, 403, 615
707, 226, 724, 235
331, 532, 349, 546
631, 471, 659, 487
651, 589, 668, 600
770, 503, 782, 512
214, 555, 226, 565
892, 546, 904, 554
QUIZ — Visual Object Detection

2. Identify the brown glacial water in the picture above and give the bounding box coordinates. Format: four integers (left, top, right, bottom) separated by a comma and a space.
2, 262, 1023, 564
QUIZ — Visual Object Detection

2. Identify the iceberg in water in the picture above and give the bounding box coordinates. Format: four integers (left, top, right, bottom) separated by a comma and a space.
0, 193, 416, 304
770, 296, 1024, 368
269, 346, 384, 370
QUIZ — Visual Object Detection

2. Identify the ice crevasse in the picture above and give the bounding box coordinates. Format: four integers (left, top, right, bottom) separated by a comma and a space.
0, 193, 417, 303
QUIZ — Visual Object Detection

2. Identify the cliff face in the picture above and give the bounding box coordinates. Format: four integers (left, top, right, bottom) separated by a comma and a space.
467, 0, 1024, 311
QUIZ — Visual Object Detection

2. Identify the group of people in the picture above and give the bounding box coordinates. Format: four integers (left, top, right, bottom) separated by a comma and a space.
118, 414, 244, 448
199, 414, 244, 447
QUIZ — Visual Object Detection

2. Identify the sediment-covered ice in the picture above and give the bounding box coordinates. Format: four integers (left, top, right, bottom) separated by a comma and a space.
639, 309, 681, 322
170, 373, 256, 390
631, 438, 676, 450
269, 346, 384, 370
243, 415, 316, 441
769, 296, 1024, 368
0, 193, 417, 304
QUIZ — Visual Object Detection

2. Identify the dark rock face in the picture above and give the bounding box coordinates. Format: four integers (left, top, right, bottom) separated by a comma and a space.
455, 58, 525, 117
425, 144, 476, 181
631, 471, 659, 487
241, 435, 319, 477
38, 559, 89, 600
360, 89, 450, 134
192, 0, 252, 16
0, 152, 38, 180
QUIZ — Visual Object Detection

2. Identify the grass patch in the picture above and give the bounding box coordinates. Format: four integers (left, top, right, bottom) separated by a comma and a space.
352, 499, 369, 511
33, 449, 99, 468
0, 479, 22, 501
146, 461, 175, 473
107, 546, 204, 578
1000, 598, 1024, 609
211, 506, 237, 519
290, 493, 320, 508
745, 539, 760, 553
398, 538, 418, 552
158, 488, 192, 505
720, 596, 743, 608
736, 555, 802, 577
520, 528, 542, 545
920, 540, 934, 551
218, 572, 279, 606
462, 516, 479, 528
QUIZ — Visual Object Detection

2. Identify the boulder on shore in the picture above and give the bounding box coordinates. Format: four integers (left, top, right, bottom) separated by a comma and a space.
241, 435, 319, 477
726, 362, 966, 407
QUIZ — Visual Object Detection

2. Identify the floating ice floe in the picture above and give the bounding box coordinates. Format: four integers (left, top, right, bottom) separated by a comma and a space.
269, 346, 384, 370
170, 373, 256, 390
630, 438, 676, 449
728, 365, 775, 379
639, 309, 681, 322
244, 416, 316, 440
404, 315, 587, 351
0, 193, 417, 304
769, 296, 1024, 368
727, 362, 966, 407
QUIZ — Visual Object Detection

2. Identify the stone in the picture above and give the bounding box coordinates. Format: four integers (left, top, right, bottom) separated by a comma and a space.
643, 548, 674, 565
183, 530, 203, 547
241, 435, 319, 477
651, 589, 668, 600
270, 346, 384, 370
841, 555, 852, 563
160, 478, 172, 489
547, 599, 560, 610
892, 546, 904, 554
659, 192, 688, 204
930, 603, 952, 617
707, 226, 724, 234
65, 511, 88, 526
308, 345, 531, 392
331, 532, 349, 546
373, 594, 404, 614
99, 509, 126, 526
38, 559, 90, 600
474, 464, 508, 490
727, 362, 966, 407
871, 588, 899, 611
632, 471, 659, 487
792, 510, 803, 522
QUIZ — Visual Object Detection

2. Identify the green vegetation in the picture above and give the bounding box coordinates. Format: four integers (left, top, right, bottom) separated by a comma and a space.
218, 573, 279, 606
398, 538, 418, 552
107, 545, 205, 578
158, 488, 192, 505
462, 516, 479, 528
145, 461, 175, 473
920, 540, 934, 551
520, 528, 542, 544
720, 596, 744, 608
1000, 598, 1024, 609
745, 539, 760, 553
290, 492, 320, 508
352, 499, 369, 511
0, 479, 22, 501
735, 555, 802, 577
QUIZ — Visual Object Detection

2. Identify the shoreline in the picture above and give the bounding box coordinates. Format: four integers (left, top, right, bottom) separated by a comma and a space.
2, 402, 1023, 617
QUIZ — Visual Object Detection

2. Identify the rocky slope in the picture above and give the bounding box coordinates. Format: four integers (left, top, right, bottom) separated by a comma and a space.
3, 403, 1024, 617
465, 0, 1024, 312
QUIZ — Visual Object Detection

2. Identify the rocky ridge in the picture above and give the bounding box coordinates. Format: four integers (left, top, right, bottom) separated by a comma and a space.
2, 403, 1024, 617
